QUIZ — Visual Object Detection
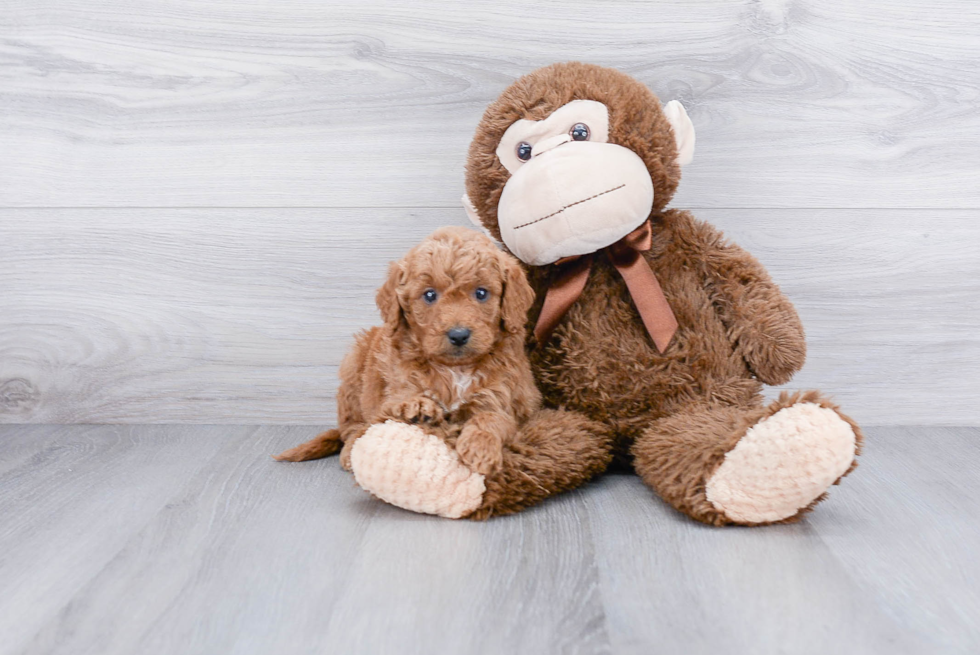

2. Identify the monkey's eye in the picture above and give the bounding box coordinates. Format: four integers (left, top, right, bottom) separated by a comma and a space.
422, 289, 438, 304
570, 123, 590, 141
474, 287, 489, 302
516, 142, 533, 162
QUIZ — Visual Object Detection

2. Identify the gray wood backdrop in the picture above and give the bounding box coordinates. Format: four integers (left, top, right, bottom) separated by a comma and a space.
1, 0, 978, 426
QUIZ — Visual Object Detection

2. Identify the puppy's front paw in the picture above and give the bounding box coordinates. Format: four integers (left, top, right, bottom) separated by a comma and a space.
381, 396, 445, 425
456, 426, 503, 476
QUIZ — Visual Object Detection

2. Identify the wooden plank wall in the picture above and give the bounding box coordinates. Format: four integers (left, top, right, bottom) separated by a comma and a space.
1, 0, 978, 425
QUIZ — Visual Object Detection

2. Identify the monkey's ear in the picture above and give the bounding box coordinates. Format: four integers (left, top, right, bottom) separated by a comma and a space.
663, 100, 696, 166
462, 193, 481, 226
462, 193, 496, 240
376, 261, 406, 333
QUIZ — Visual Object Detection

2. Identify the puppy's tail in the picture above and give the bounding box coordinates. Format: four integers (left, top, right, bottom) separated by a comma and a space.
273, 429, 342, 462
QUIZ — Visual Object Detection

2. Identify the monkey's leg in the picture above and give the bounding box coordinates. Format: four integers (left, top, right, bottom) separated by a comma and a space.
349, 409, 613, 519
471, 409, 614, 519
632, 391, 862, 526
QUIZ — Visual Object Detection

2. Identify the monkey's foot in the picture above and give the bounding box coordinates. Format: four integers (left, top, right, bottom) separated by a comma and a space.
349, 420, 485, 519
705, 401, 858, 524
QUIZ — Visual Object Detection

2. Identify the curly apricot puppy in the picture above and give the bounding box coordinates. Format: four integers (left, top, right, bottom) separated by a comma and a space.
275, 226, 540, 477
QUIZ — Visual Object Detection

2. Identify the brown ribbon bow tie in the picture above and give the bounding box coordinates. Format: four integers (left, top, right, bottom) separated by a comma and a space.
533, 220, 678, 353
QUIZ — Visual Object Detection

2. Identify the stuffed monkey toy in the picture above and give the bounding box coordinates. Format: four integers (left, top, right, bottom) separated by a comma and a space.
347, 62, 862, 525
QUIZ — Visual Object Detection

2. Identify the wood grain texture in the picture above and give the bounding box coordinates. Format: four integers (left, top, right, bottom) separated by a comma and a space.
1, 425, 976, 654
21, 427, 380, 655
1, 208, 976, 425
2, 0, 979, 208
318, 492, 609, 654
583, 479, 929, 654
809, 426, 980, 652
0, 425, 229, 654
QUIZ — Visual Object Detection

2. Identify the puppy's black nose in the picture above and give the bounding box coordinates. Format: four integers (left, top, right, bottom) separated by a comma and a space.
447, 327, 471, 347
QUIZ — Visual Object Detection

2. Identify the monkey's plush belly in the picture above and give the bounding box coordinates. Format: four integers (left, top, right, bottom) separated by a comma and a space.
529, 256, 760, 428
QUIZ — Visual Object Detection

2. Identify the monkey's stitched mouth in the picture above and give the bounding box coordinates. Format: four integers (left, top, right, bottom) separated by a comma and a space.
513, 184, 627, 230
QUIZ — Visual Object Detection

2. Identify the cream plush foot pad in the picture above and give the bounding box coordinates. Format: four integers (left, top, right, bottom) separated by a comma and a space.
705, 402, 856, 524
349, 421, 486, 519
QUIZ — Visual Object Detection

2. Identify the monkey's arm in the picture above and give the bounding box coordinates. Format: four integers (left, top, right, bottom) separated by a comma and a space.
689, 216, 806, 386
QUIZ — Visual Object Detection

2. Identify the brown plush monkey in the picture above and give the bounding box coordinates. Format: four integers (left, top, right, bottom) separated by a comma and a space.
349, 62, 862, 525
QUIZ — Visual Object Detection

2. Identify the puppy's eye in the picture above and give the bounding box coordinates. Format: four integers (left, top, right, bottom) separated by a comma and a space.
474, 287, 489, 302
516, 142, 532, 162
570, 123, 590, 141
422, 289, 438, 304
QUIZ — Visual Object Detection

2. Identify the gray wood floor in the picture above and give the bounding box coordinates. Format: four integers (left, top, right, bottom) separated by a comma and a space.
1, 425, 977, 655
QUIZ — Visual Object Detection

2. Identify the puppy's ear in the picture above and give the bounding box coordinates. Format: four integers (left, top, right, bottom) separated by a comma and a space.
499, 255, 535, 334
376, 260, 407, 333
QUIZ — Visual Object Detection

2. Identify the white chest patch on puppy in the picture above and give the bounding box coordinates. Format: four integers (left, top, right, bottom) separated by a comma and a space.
443, 366, 477, 411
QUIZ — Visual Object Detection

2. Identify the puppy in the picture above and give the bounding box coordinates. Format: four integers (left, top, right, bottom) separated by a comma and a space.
275, 226, 540, 475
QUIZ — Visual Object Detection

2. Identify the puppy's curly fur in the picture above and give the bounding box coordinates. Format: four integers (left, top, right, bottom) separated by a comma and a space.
275, 226, 540, 476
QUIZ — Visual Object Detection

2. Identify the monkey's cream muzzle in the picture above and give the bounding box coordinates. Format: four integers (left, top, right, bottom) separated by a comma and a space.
496, 140, 654, 266
462, 98, 694, 268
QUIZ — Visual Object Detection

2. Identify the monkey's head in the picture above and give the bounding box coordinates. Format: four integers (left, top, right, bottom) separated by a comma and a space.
463, 62, 695, 266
